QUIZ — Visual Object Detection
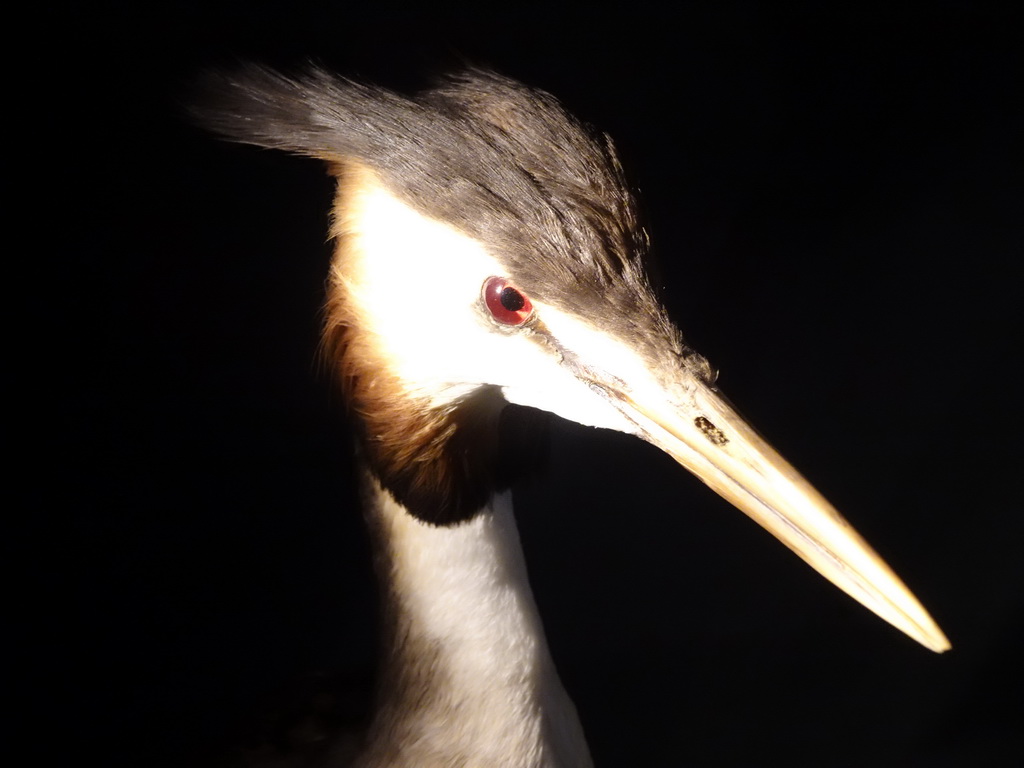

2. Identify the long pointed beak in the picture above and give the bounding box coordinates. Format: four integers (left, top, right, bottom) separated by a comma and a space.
605, 371, 950, 653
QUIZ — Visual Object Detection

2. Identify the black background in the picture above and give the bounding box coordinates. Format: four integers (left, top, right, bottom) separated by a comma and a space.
21, 3, 1021, 766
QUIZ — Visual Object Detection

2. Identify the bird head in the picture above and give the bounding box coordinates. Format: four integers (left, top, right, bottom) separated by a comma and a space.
194, 66, 950, 653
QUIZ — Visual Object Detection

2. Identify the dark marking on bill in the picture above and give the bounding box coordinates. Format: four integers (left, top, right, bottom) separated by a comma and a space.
695, 416, 728, 446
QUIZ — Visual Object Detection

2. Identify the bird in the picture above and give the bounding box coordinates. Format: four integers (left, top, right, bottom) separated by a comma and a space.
195, 66, 950, 767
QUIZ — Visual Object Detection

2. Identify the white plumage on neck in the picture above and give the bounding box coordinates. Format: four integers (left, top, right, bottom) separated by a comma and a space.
358, 475, 593, 768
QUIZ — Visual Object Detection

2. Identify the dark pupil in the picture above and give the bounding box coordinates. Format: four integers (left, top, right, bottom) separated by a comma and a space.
500, 286, 525, 312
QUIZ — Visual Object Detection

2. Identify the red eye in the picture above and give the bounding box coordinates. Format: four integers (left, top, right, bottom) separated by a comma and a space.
482, 276, 533, 326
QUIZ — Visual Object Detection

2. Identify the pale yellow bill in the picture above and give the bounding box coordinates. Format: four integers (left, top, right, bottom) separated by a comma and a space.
621, 379, 950, 653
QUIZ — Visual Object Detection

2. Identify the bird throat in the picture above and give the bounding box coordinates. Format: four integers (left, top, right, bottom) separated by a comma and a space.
356, 383, 511, 525
357, 472, 594, 767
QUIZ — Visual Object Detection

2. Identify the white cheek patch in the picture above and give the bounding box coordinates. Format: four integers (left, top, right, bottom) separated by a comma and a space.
334, 169, 656, 436
336, 172, 515, 404
499, 305, 654, 434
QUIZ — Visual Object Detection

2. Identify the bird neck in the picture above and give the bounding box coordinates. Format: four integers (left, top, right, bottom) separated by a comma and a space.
357, 470, 593, 768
